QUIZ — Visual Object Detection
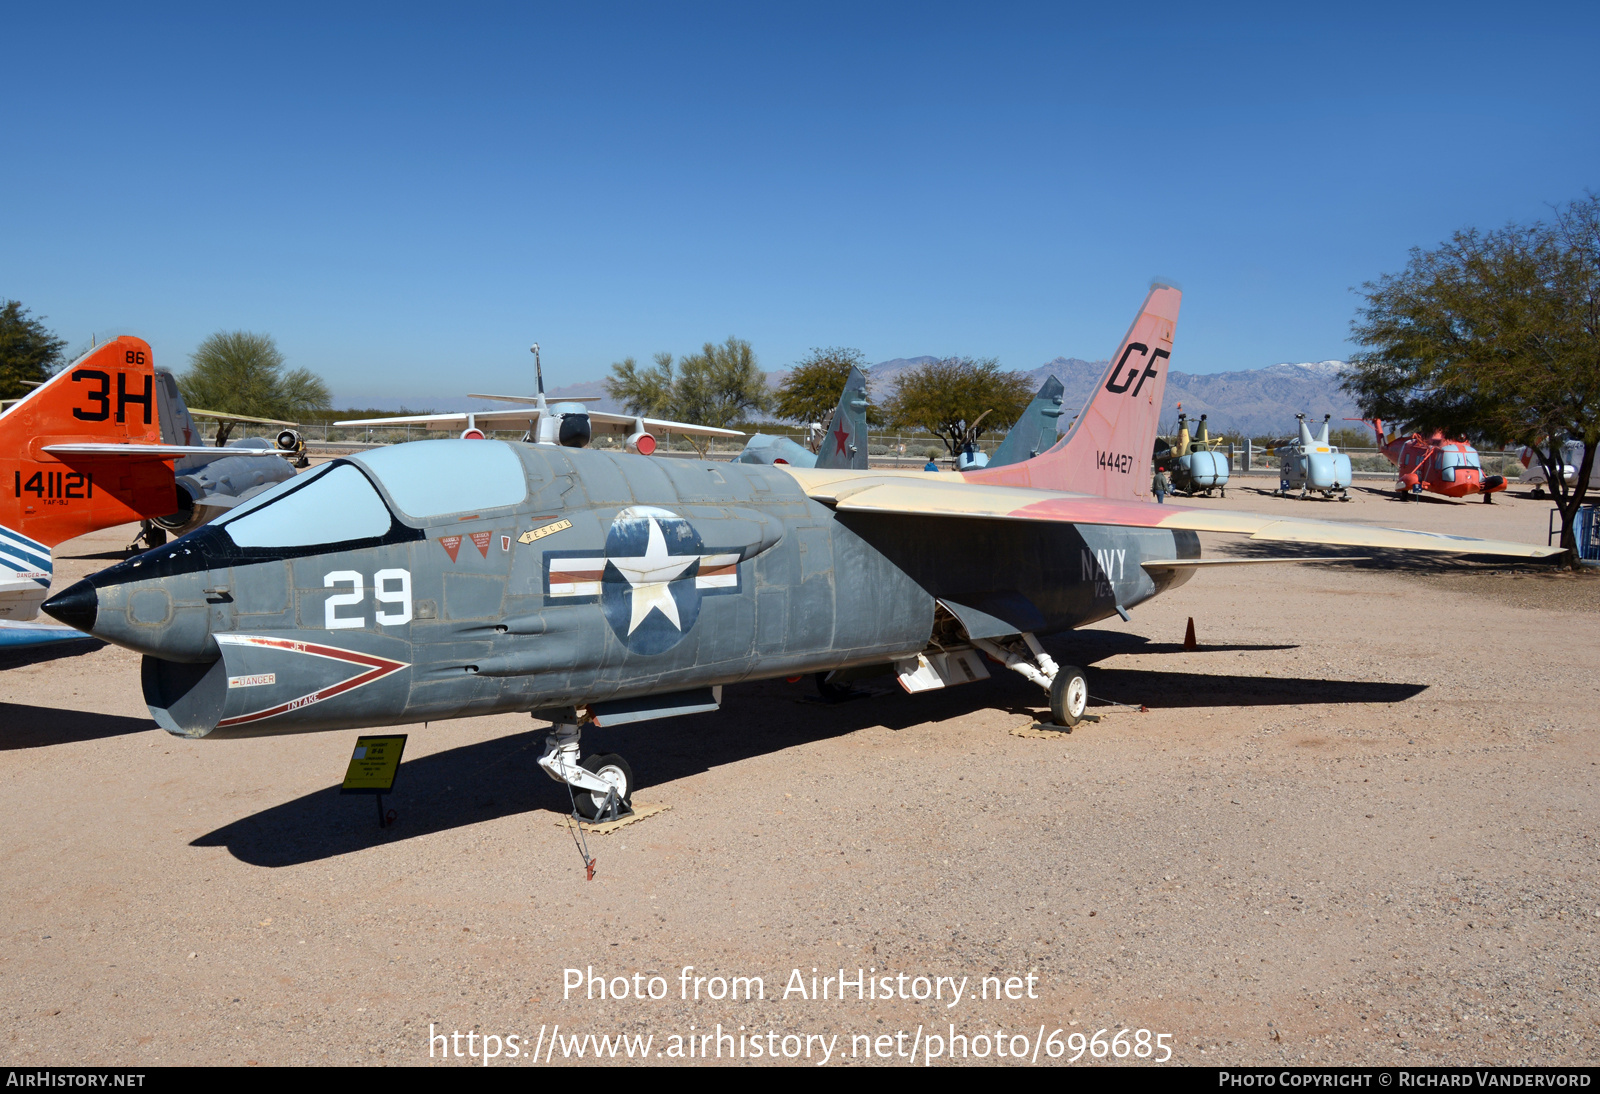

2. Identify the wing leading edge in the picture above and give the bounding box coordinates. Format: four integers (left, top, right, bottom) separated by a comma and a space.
333, 408, 744, 439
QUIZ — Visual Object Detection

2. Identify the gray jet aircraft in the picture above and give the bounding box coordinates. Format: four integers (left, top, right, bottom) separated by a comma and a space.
336, 345, 745, 456
988, 375, 1067, 468
736, 365, 871, 470
42, 284, 1559, 818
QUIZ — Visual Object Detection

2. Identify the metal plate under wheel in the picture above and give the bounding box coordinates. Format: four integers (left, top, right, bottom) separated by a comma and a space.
556, 802, 671, 835
1010, 714, 1100, 739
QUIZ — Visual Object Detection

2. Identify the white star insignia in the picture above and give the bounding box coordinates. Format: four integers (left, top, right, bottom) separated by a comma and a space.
607, 517, 700, 634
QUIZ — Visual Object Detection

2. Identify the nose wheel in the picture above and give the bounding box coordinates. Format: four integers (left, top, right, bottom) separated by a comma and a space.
574, 753, 633, 820
537, 717, 635, 821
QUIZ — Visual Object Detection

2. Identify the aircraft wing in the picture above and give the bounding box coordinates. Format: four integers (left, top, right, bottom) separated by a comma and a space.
784, 468, 1562, 559
332, 408, 745, 439
582, 411, 745, 439
43, 443, 285, 459
187, 408, 300, 427
467, 393, 603, 404
331, 410, 538, 430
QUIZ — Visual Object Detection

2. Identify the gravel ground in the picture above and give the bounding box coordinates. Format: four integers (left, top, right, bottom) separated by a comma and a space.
1, 483, 1595, 1067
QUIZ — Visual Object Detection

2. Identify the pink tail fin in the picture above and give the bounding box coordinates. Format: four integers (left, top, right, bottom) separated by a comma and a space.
963, 281, 1181, 499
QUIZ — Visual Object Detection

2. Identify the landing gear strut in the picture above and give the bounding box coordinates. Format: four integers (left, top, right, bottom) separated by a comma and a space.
971, 634, 1089, 728
536, 712, 634, 821
126, 521, 167, 555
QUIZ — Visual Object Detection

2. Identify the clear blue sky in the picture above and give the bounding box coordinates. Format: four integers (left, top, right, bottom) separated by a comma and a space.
3, 3, 1596, 403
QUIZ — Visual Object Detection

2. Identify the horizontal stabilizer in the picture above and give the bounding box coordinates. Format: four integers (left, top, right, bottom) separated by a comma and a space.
186, 409, 300, 427
467, 393, 603, 405
0, 618, 92, 647
336, 409, 745, 438
43, 443, 284, 461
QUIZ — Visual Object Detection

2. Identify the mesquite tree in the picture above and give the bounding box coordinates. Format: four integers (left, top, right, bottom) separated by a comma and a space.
1345, 194, 1600, 566
883, 356, 1034, 457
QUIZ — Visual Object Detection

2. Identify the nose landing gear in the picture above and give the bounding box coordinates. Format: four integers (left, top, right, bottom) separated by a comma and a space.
536, 714, 635, 821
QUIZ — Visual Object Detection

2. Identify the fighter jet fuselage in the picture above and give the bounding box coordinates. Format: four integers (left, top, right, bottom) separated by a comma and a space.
46, 439, 1193, 739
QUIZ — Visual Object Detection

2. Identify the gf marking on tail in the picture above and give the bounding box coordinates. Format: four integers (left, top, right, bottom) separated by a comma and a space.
1103, 344, 1170, 398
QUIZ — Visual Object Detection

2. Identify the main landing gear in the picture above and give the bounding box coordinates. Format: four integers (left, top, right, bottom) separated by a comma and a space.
126, 521, 167, 555
970, 633, 1090, 728
536, 712, 634, 821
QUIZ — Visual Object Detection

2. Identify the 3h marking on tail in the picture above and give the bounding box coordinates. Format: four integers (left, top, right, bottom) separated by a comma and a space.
68, 369, 153, 425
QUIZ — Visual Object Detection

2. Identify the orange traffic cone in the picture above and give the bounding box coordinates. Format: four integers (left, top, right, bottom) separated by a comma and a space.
1183, 617, 1197, 650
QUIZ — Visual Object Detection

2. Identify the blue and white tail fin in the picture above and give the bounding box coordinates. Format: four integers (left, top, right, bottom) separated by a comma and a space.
0, 524, 53, 621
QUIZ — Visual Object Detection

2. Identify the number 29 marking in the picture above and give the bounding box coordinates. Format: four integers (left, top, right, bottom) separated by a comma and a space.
324, 569, 412, 629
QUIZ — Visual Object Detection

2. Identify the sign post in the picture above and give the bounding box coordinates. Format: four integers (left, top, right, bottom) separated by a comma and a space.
341, 735, 408, 827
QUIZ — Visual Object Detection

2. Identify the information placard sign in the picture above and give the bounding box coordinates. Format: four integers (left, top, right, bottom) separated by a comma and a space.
340, 735, 408, 794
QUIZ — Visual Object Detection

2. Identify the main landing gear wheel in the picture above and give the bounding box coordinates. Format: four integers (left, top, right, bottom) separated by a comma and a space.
574, 753, 633, 820
814, 671, 857, 703
1049, 664, 1089, 728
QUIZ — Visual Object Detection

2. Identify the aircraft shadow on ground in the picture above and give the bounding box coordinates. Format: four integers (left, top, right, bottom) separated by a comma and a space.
0, 637, 105, 672
1352, 485, 1478, 506
1041, 628, 1296, 664
0, 701, 155, 750
194, 646, 1426, 867
1082, 669, 1426, 710
193, 689, 885, 868
1216, 539, 1558, 573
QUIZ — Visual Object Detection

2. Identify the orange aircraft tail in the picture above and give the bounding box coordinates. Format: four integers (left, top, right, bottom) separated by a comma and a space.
1, 337, 179, 618
962, 281, 1181, 500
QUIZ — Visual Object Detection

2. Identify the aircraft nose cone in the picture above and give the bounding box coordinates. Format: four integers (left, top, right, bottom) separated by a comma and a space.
42, 580, 98, 633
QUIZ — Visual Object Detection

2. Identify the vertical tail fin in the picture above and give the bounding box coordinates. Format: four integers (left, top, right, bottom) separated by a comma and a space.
0, 336, 163, 451
814, 365, 870, 470
154, 368, 201, 447
988, 375, 1066, 468
963, 282, 1181, 499
1, 336, 174, 553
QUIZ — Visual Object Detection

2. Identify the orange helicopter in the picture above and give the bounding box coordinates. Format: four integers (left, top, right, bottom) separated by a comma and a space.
1352, 419, 1506, 503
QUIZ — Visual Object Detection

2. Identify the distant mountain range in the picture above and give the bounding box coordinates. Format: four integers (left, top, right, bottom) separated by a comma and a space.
337, 358, 1357, 439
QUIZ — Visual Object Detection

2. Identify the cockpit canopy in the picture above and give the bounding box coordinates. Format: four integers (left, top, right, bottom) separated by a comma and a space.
1436, 447, 1482, 481
215, 440, 528, 549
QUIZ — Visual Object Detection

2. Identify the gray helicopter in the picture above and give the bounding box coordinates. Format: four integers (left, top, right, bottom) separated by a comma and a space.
1275, 413, 1354, 501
